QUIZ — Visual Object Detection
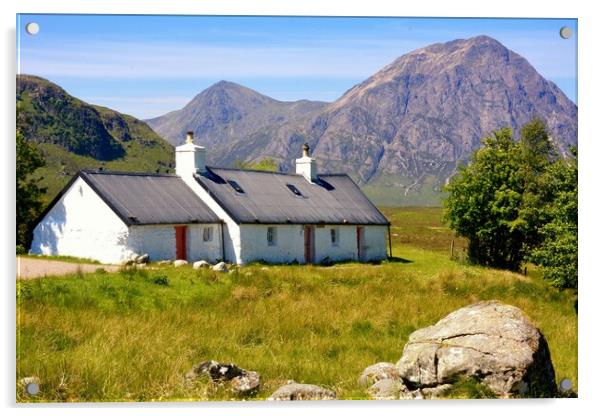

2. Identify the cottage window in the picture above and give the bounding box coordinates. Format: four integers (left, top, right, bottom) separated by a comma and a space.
331, 228, 339, 247
267, 227, 277, 246
203, 226, 214, 242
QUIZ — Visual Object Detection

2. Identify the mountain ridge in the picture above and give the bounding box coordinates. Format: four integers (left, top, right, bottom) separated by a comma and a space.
146, 36, 577, 205
17, 74, 175, 204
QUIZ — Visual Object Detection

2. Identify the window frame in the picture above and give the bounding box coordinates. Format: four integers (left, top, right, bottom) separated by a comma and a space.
202, 226, 214, 242
330, 227, 339, 247
267, 226, 277, 246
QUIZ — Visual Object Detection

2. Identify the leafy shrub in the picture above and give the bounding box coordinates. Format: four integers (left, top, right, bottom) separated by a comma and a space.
151, 275, 169, 286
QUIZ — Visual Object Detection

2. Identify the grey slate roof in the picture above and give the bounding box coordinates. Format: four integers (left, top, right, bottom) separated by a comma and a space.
79, 170, 220, 225
193, 167, 389, 225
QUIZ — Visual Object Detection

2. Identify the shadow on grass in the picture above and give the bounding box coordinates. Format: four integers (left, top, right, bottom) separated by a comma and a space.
386, 256, 413, 264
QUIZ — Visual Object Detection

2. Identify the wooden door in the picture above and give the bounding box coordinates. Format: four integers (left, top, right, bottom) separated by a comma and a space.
175, 225, 187, 260
356, 226, 365, 261
304, 225, 313, 264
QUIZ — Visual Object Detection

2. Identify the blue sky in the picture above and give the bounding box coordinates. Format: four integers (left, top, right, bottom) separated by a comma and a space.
17, 15, 577, 119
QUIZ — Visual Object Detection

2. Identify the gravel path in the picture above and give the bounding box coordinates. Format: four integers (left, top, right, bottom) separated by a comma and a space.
16, 257, 120, 279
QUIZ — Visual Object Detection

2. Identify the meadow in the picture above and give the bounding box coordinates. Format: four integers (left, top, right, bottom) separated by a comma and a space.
16, 207, 577, 401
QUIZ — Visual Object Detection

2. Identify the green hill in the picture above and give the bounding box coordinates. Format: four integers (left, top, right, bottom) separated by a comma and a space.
16, 75, 174, 205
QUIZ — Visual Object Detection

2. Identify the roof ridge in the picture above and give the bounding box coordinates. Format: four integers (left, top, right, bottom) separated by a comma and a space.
80, 169, 178, 178
207, 166, 346, 177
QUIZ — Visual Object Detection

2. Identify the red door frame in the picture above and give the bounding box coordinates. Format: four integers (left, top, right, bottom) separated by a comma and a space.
304, 225, 314, 264
175, 225, 187, 260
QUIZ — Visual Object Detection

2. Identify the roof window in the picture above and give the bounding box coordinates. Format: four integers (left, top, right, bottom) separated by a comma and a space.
286, 184, 303, 197
227, 180, 245, 193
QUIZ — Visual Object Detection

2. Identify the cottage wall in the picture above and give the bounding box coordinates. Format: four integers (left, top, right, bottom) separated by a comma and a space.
361, 225, 389, 261
30, 177, 133, 264
180, 174, 242, 263
238, 224, 388, 264
127, 224, 222, 262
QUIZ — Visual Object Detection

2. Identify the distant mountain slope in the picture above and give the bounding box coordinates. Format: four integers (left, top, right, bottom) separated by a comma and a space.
146, 80, 327, 147
147, 36, 577, 206
17, 75, 174, 204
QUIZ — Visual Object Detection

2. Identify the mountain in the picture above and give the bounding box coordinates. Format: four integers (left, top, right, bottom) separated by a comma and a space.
17, 75, 175, 204
146, 80, 327, 147
147, 36, 577, 206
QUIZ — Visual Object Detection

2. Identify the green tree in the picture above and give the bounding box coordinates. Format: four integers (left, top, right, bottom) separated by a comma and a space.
528, 148, 577, 289
16, 130, 46, 251
515, 118, 558, 250
234, 158, 279, 172
444, 128, 526, 270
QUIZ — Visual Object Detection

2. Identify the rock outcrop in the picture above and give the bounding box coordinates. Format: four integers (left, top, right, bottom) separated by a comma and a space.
396, 301, 557, 398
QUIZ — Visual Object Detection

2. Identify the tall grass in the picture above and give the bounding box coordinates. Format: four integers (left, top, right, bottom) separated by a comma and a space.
16, 208, 577, 402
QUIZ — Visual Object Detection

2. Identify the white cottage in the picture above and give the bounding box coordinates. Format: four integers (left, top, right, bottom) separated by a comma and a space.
31, 133, 391, 265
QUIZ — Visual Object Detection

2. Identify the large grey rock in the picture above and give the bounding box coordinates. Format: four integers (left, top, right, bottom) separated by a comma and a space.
359, 362, 400, 387
268, 381, 336, 401
173, 259, 188, 267
396, 301, 557, 398
212, 262, 228, 272
193, 260, 210, 270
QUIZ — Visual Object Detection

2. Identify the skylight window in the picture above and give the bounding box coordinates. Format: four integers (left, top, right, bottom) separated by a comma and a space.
227, 180, 245, 193
286, 184, 303, 197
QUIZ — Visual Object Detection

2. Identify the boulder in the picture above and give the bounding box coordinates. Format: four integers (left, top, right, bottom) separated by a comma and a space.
212, 262, 228, 272
193, 260, 210, 270
173, 259, 188, 267
268, 381, 336, 401
359, 362, 400, 387
396, 301, 557, 398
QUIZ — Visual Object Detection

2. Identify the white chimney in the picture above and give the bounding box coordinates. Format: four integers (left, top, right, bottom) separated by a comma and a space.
296, 143, 317, 182
175, 131, 206, 177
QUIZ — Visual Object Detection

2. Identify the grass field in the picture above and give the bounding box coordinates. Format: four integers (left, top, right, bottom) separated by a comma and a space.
16, 207, 577, 402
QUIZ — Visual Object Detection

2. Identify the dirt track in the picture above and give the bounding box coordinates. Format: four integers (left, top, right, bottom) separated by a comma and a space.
16, 257, 120, 279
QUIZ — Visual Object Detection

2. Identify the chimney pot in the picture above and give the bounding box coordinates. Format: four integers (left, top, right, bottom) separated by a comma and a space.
296, 143, 317, 182
302, 143, 310, 157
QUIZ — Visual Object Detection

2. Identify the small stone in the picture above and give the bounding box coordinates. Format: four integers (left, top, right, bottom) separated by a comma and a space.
173, 259, 188, 267
212, 262, 228, 272
268, 382, 336, 401
231, 370, 261, 396
157, 260, 171, 265
186, 360, 243, 382
359, 362, 400, 387
135, 254, 149, 264
193, 260, 210, 270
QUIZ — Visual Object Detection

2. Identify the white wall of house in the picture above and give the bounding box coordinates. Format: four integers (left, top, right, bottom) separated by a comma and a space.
127, 223, 222, 262
237, 224, 388, 264
30, 177, 134, 264
361, 225, 389, 261
180, 173, 242, 263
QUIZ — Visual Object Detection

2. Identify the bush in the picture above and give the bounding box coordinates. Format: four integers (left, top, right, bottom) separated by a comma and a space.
151, 275, 169, 286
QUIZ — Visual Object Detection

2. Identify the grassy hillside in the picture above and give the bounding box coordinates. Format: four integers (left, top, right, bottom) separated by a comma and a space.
16, 208, 577, 402
17, 75, 174, 205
